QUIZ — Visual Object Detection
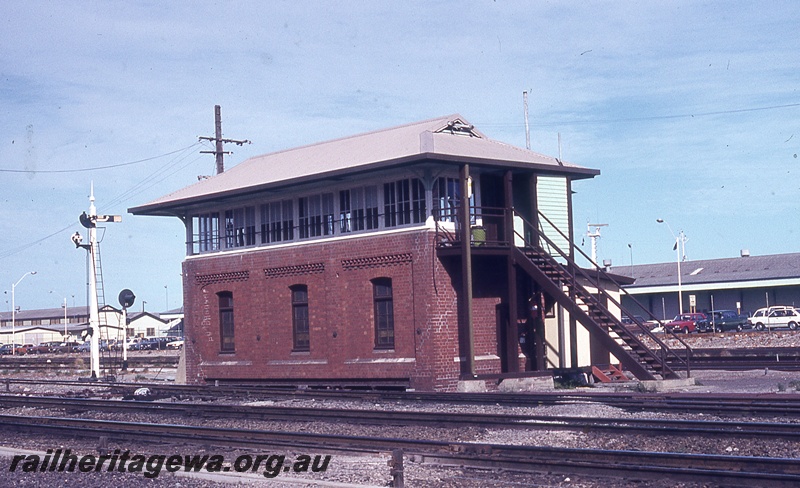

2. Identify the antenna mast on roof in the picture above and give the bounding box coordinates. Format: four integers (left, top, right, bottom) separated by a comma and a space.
523, 90, 531, 150
199, 105, 251, 174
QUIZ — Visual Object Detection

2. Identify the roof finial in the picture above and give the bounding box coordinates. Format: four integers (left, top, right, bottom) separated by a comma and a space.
89, 181, 96, 216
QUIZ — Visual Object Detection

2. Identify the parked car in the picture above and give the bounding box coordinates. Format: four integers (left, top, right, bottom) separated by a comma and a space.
51, 341, 81, 353
76, 342, 92, 353
131, 338, 159, 351
30, 341, 62, 354
0, 344, 22, 355
749, 306, 800, 331
166, 338, 184, 349
702, 310, 751, 332
137, 337, 178, 351
14, 344, 36, 355
99, 339, 122, 351
665, 313, 708, 334
621, 315, 649, 334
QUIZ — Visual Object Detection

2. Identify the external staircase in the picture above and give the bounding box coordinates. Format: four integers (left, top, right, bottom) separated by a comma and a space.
513, 211, 690, 381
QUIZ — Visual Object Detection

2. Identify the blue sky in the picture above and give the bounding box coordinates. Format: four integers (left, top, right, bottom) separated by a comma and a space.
2, 1, 799, 312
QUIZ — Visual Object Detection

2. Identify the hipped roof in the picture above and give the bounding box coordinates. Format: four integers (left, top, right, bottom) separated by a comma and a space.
130, 114, 598, 216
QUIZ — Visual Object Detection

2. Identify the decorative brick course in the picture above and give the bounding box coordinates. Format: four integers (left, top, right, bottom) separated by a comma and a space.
194, 271, 249, 285
341, 253, 413, 270
264, 263, 325, 279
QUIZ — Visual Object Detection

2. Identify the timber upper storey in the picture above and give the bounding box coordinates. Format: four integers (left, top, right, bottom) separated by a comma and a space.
129, 114, 599, 256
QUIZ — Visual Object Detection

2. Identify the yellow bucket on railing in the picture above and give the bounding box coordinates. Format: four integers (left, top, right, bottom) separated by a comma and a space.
471, 226, 486, 246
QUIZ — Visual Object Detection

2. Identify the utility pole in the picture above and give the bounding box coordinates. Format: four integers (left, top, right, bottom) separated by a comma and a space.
199, 105, 251, 174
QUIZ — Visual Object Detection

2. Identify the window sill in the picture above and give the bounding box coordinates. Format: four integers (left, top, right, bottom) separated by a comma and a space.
218, 350, 236, 355
373, 348, 395, 354
291, 350, 310, 355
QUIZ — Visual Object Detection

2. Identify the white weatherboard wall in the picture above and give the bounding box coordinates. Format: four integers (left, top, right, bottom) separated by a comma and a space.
536, 175, 569, 261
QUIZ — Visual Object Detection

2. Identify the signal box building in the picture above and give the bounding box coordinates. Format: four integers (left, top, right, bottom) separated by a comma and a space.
131, 115, 686, 391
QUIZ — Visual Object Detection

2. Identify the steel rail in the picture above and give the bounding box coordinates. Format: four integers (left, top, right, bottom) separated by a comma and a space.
0, 414, 798, 487
3, 394, 800, 441
0, 355, 178, 369
6, 379, 800, 416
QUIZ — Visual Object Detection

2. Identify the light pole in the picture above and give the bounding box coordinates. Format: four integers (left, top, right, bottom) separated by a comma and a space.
11, 271, 37, 355
628, 243, 633, 277
51, 292, 69, 338
657, 219, 686, 316
62, 297, 68, 339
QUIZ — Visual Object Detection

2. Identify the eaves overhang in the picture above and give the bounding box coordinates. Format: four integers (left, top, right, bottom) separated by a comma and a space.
129, 153, 599, 218
625, 277, 800, 295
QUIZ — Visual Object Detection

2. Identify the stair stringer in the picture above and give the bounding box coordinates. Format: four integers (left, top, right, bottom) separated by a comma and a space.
512, 247, 661, 381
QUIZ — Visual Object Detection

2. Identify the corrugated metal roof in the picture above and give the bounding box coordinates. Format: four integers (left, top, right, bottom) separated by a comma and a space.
622, 252, 800, 288
130, 114, 598, 216
0, 306, 88, 322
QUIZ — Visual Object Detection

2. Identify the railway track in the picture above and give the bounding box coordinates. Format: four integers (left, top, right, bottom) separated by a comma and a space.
0, 413, 798, 486
4, 394, 800, 440
0, 355, 178, 370
6, 378, 800, 416
670, 347, 800, 371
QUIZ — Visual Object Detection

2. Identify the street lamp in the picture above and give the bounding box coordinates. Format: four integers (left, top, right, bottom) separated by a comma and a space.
50, 291, 70, 338
11, 271, 37, 355
656, 219, 686, 316
62, 297, 68, 339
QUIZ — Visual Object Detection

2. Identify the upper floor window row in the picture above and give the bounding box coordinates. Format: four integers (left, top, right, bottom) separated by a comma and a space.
190, 177, 428, 255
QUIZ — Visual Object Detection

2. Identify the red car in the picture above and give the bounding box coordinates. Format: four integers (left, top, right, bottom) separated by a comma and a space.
14, 344, 35, 355
665, 313, 708, 334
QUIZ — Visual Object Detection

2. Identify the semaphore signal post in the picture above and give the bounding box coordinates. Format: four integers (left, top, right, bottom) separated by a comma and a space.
71, 183, 121, 380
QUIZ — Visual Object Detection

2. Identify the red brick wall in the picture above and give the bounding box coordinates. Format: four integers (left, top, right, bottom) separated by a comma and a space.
181, 229, 502, 391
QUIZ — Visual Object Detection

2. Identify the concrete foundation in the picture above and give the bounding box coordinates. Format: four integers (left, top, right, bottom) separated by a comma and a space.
498, 376, 555, 392
457, 379, 488, 392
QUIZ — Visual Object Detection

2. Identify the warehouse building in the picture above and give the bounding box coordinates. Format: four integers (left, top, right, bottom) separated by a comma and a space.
0, 306, 181, 345
621, 251, 800, 320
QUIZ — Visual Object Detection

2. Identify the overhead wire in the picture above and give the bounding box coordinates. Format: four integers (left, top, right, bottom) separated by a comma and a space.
0, 142, 207, 261
477, 101, 800, 129
0, 223, 76, 261
104, 144, 203, 209
0, 144, 201, 173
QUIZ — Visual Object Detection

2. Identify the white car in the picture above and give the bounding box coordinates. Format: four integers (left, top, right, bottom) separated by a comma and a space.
166, 339, 184, 349
748, 306, 800, 331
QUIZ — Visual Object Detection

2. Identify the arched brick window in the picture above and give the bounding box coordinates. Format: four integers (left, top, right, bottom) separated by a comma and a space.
291, 285, 310, 351
372, 278, 394, 349
218, 291, 235, 352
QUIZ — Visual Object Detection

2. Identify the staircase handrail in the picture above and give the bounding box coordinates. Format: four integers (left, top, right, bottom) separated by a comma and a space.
434, 219, 458, 247
518, 209, 692, 375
